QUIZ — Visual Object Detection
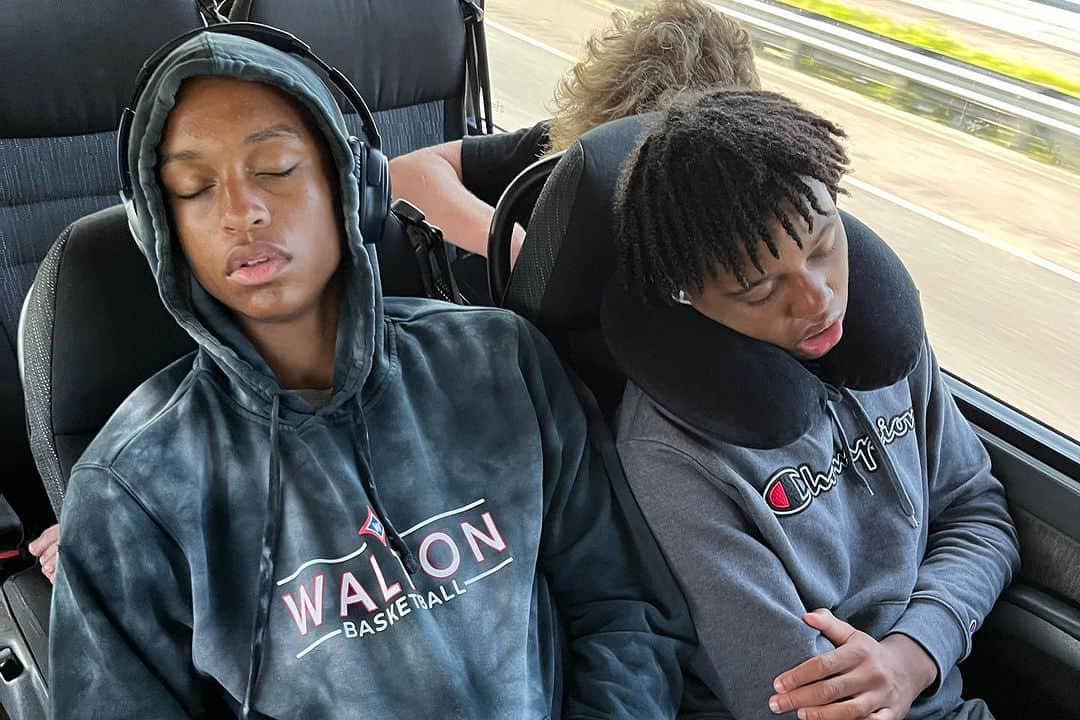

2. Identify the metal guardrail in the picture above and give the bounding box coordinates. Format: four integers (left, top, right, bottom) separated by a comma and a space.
710, 0, 1080, 171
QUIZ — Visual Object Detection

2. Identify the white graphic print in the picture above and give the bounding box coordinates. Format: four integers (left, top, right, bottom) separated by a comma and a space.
276, 498, 514, 660
762, 408, 915, 516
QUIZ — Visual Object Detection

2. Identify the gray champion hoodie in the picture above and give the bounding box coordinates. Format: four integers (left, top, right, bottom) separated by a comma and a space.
48, 31, 694, 719
616, 338, 1019, 720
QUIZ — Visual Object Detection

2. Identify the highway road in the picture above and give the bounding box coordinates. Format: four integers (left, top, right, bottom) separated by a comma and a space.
485, 0, 1080, 438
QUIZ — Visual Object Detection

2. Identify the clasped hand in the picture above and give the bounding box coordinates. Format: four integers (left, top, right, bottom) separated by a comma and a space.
769, 609, 938, 720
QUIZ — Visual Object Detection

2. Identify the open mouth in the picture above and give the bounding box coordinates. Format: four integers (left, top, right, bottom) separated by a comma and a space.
226, 244, 291, 286
796, 317, 844, 358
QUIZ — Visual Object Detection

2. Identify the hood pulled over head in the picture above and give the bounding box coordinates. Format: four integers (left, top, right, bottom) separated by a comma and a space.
125, 29, 382, 412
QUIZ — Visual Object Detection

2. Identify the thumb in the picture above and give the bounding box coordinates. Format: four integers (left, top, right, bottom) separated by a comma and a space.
803, 608, 857, 646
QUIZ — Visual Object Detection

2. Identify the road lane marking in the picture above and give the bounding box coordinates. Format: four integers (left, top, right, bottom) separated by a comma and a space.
486, 20, 579, 63
844, 177, 1079, 284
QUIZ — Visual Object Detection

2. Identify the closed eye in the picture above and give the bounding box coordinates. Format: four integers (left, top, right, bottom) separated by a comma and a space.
258, 165, 298, 178
176, 186, 213, 200
745, 284, 777, 307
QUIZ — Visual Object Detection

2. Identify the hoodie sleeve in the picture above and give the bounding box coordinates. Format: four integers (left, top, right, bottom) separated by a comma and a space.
516, 321, 696, 720
618, 438, 836, 720
886, 345, 1020, 692
50, 464, 210, 719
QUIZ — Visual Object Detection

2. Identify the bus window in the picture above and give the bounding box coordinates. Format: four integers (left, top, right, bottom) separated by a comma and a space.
484, 0, 1080, 441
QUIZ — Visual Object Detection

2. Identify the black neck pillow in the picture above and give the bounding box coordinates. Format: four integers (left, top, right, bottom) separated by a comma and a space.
601, 211, 925, 449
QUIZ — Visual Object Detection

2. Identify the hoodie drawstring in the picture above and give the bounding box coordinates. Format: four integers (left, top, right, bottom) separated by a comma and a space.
827, 385, 921, 530
242, 394, 285, 720
841, 387, 921, 529
351, 398, 418, 574
239, 394, 416, 718
825, 387, 875, 497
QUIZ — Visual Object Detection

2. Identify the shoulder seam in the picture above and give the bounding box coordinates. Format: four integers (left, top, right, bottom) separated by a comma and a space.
71, 463, 186, 552
620, 437, 731, 487
74, 366, 201, 473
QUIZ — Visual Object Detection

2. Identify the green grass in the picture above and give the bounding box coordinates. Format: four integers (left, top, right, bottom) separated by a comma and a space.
774, 0, 1080, 99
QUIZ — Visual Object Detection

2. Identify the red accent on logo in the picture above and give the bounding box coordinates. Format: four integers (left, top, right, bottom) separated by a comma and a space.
358, 507, 388, 546
767, 482, 791, 510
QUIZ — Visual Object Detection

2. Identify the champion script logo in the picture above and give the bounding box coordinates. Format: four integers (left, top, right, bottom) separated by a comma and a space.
763, 408, 915, 516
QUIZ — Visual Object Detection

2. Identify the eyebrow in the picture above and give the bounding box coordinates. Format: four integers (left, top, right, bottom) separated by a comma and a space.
158, 149, 200, 168
158, 124, 301, 168
244, 123, 301, 144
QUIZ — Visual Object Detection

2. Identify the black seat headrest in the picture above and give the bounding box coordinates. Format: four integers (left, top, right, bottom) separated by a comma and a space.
229, 0, 468, 115
501, 113, 658, 411
2, 1, 204, 138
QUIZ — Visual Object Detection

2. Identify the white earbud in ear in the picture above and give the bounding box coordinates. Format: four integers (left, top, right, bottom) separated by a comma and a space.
672, 290, 693, 306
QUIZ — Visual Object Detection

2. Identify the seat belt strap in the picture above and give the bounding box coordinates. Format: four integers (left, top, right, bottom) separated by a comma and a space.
390, 200, 467, 305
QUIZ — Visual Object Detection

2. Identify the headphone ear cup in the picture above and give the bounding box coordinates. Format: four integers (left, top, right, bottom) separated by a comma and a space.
361, 146, 389, 246
346, 137, 389, 245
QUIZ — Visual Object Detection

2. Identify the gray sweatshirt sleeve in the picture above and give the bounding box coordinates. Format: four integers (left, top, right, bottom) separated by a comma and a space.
50, 464, 207, 719
887, 348, 1020, 692
618, 439, 834, 720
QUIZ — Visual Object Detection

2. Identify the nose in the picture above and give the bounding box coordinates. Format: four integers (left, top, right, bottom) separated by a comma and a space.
789, 269, 833, 320
220, 176, 269, 234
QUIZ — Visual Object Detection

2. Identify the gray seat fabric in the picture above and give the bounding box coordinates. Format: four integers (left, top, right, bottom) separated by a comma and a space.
0, 0, 204, 538
230, 0, 475, 156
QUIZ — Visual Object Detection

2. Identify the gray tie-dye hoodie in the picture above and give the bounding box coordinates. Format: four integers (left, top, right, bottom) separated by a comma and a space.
48, 32, 693, 719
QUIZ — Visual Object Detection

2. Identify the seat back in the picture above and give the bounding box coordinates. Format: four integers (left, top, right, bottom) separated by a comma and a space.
0, 0, 204, 534
500, 114, 658, 413
230, 0, 476, 156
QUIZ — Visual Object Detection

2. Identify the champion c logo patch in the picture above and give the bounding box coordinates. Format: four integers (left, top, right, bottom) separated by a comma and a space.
767, 481, 792, 510
763, 468, 813, 516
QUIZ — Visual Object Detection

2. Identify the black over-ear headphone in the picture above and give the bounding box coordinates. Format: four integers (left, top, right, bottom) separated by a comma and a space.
117, 22, 389, 247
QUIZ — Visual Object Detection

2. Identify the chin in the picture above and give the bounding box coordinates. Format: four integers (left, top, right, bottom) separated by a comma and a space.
232, 290, 309, 324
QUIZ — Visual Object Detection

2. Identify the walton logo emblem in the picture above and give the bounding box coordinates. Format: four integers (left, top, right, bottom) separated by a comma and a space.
358, 507, 388, 546
276, 498, 514, 662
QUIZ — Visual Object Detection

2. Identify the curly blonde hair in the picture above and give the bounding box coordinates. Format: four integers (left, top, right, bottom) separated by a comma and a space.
547, 0, 760, 153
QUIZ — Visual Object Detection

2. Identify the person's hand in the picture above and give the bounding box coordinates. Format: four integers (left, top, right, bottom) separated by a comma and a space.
769, 609, 938, 720
28, 524, 59, 584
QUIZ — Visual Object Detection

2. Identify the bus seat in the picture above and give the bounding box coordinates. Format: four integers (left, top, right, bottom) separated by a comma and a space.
497, 114, 659, 415
229, 0, 478, 155
0, 0, 204, 543
0, 2, 204, 710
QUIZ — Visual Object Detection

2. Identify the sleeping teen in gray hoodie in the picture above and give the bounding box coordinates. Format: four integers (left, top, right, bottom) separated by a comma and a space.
47, 25, 694, 719
602, 90, 1020, 720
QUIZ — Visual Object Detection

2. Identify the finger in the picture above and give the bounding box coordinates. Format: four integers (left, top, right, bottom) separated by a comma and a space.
770, 671, 863, 714
794, 695, 877, 720
28, 524, 59, 556
803, 609, 858, 646
40, 542, 59, 565
43, 565, 56, 584
774, 645, 860, 693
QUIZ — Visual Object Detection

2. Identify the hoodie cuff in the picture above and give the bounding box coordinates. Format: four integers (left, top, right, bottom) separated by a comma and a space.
887, 598, 969, 695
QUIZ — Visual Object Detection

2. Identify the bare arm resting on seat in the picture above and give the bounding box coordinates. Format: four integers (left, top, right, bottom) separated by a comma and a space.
389, 140, 525, 261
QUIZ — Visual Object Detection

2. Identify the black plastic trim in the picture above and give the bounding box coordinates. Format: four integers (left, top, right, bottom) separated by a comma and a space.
945, 372, 1080, 481
0, 584, 47, 720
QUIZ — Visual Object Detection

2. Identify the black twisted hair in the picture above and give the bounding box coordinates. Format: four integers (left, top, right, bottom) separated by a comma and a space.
614, 89, 849, 302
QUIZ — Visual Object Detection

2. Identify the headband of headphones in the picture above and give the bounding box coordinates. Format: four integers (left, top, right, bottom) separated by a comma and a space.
117, 22, 384, 220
